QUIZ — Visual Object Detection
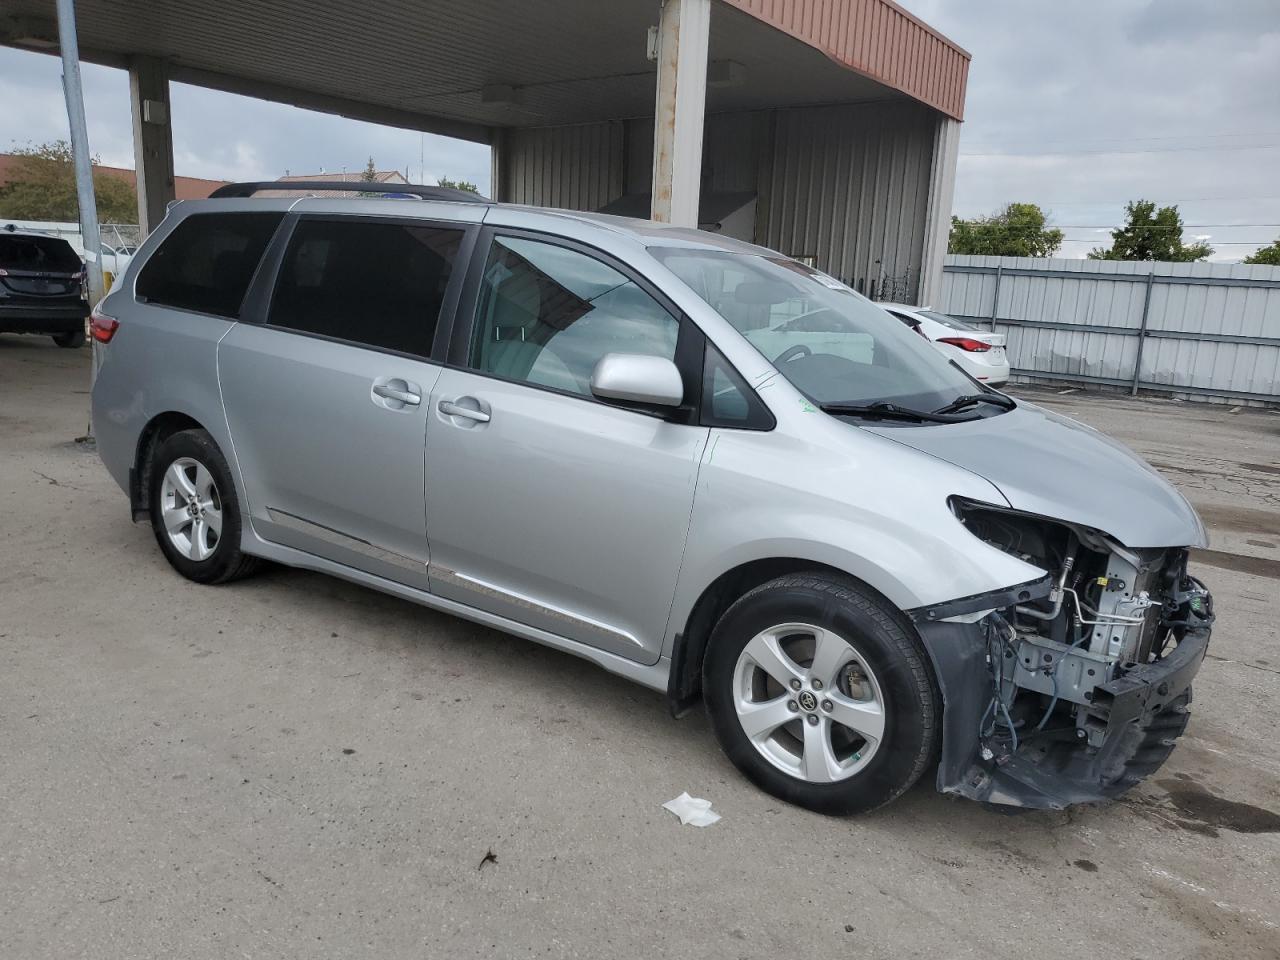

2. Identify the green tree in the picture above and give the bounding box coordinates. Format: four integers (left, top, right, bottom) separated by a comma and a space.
948, 203, 1064, 258
436, 176, 479, 194
1243, 238, 1280, 266
0, 140, 137, 223
1088, 200, 1212, 262
356, 156, 381, 197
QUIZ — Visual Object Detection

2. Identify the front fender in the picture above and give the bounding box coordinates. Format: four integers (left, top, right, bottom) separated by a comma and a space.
663, 424, 1046, 660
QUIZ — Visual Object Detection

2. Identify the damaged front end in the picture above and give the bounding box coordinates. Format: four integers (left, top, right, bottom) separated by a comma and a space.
911, 500, 1214, 810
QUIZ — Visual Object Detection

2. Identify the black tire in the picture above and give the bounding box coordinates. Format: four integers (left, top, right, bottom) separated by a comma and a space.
149, 428, 261, 584
703, 572, 940, 815
52, 329, 86, 348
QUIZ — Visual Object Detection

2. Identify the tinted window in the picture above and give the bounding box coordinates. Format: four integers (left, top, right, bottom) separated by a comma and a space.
137, 213, 281, 317
268, 219, 464, 357
469, 236, 678, 397
0, 234, 82, 272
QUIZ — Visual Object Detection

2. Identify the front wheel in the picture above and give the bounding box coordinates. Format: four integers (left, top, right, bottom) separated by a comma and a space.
149, 429, 260, 584
703, 573, 940, 815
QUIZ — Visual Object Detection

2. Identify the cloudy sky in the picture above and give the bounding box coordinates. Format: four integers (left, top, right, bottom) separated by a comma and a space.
2, 0, 1277, 260
0, 46, 491, 191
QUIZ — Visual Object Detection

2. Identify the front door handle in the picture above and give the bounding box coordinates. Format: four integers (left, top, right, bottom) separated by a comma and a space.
438, 399, 491, 423
373, 382, 421, 406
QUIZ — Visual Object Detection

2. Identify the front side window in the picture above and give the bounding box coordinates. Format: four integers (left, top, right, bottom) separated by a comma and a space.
652, 248, 978, 413
136, 213, 282, 318
468, 236, 679, 397
268, 219, 464, 358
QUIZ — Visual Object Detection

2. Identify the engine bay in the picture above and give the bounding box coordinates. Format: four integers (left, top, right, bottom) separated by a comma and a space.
941, 500, 1215, 802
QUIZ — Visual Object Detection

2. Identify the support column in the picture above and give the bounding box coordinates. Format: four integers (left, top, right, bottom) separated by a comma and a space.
650, 0, 709, 225
918, 116, 961, 306
489, 126, 508, 202
129, 56, 175, 235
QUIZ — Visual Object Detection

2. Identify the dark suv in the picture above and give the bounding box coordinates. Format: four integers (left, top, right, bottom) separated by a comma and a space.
0, 229, 89, 347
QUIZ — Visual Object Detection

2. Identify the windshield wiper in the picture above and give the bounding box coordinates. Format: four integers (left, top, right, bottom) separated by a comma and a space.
932, 392, 1016, 415
818, 401, 976, 423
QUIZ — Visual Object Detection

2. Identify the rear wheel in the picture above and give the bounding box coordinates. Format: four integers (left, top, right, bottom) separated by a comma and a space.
149, 429, 260, 584
52, 329, 85, 348
703, 573, 939, 815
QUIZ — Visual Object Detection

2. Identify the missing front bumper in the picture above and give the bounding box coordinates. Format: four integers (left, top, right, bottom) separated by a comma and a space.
917, 618, 1210, 810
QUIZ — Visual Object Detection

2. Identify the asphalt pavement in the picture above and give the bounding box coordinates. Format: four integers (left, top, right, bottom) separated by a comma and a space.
2, 337, 1277, 959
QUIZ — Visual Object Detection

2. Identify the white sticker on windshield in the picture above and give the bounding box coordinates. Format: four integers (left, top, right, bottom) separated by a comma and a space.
811, 271, 851, 292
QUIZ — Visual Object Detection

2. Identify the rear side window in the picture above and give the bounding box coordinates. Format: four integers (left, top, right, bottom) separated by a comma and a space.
267, 219, 465, 358
0, 234, 82, 273
136, 212, 282, 318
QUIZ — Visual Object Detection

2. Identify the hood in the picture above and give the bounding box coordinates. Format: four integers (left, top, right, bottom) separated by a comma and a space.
864, 402, 1207, 548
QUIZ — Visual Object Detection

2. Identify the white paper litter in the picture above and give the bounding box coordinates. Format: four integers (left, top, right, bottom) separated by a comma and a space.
662, 792, 722, 827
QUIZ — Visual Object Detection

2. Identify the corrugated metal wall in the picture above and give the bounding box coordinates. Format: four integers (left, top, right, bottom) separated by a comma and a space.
501, 121, 625, 211
940, 255, 1280, 404
499, 99, 939, 301
762, 100, 935, 300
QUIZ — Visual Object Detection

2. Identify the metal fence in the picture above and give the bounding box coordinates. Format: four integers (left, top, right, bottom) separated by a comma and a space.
938, 255, 1280, 405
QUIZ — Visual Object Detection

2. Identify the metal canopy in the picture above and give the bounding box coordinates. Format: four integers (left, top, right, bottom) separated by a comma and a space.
2, 0, 965, 143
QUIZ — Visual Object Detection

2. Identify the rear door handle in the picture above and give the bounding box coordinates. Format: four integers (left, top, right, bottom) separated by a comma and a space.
438, 399, 491, 423
373, 382, 421, 406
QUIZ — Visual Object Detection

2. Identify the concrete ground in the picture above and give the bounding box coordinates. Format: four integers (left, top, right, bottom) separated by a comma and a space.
2, 334, 1278, 960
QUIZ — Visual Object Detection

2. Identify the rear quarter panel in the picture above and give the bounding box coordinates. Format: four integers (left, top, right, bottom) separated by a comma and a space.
89, 203, 289, 507
91, 293, 238, 499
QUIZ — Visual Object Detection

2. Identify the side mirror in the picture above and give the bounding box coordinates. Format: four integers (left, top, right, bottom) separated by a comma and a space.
590, 353, 684, 407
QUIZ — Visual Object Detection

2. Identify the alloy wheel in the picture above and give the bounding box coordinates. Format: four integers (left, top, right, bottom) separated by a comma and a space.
159, 456, 223, 562
732, 622, 886, 783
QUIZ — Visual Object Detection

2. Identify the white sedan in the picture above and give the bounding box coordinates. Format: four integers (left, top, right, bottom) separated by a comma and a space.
879, 303, 1010, 387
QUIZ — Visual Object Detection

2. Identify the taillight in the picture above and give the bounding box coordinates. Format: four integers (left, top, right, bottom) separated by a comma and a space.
937, 336, 991, 353
90, 305, 119, 343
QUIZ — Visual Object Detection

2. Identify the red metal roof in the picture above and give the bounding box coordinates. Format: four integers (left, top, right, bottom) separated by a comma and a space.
723, 0, 970, 120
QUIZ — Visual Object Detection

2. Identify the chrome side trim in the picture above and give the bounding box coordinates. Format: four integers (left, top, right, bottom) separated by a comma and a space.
265, 507, 424, 572
432, 565, 643, 649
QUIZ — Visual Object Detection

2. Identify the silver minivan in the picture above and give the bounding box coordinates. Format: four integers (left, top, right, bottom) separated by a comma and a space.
90, 183, 1214, 814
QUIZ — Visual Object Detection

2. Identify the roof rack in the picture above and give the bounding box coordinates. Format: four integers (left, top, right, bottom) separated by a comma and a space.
207, 181, 487, 203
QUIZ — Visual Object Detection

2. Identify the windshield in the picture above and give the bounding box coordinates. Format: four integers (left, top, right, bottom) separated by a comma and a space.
920, 309, 979, 332
652, 248, 979, 411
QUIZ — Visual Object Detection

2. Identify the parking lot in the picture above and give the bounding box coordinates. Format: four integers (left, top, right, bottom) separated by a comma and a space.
2, 334, 1278, 959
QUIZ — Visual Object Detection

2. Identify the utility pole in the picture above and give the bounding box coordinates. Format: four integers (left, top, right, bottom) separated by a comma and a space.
55, 0, 104, 309
55, 0, 103, 441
